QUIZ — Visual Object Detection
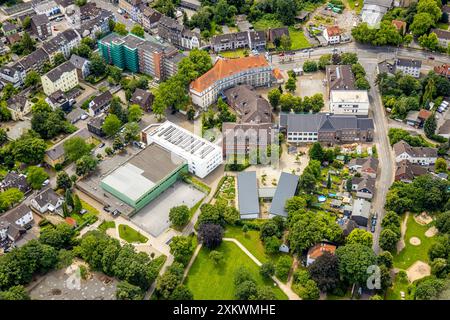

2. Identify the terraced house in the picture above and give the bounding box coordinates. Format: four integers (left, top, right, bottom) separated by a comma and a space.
190, 56, 280, 109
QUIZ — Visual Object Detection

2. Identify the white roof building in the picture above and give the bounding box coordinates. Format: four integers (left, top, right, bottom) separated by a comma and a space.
330, 90, 370, 115
141, 121, 223, 178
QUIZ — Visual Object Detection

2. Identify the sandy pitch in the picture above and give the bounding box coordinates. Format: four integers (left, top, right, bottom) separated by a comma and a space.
414, 212, 433, 225
425, 226, 438, 238
406, 261, 431, 283
409, 237, 421, 245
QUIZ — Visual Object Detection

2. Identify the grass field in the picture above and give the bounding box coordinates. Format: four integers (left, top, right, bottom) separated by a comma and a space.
220, 49, 248, 58
346, 0, 363, 13
385, 272, 412, 300
185, 241, 288, 300
253, 16, 283, 31
118, 224, 148, 243
288, 27, 311, 50
437, 22, 449, 30
393, 214, 436, 270
98, 220, 115, 232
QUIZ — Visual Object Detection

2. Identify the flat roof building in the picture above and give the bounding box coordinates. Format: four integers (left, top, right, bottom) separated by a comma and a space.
269, 172, 299, 218
141, 121, 223, 178
330, 90, 370, 116
100, 143, 188, 211
237, 171, 259, 219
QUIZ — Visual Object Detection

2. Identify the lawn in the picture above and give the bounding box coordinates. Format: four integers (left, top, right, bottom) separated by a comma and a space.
437, 22, 449, 30
185, 241, 288, 300
393, 214, 436, 270
220, 49, 248, 58
118, 224, 148, 243
253, 16, 283, 31
385, 272, 412, 300
98, 220, 115, 232
288, 27, 311, 50
71, 199, 100, 229
346, 0, 363, 13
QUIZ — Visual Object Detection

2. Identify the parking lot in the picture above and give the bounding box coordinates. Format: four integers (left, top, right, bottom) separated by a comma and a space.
297, 71, 329, 111
131, 181, 205, 237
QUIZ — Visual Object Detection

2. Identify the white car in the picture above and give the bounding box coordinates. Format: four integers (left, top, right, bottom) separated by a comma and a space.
80, 114, 88, 120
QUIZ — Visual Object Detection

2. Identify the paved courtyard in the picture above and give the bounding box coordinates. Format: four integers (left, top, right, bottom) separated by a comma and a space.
131, 181, 205, 237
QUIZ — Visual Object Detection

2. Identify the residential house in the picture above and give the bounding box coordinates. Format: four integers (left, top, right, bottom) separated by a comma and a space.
279, 113, 375, 144
44, 128, 93, 166
212, 30, 266, 53
157, 15, 201, 50
326, 65, 356, 96
17, 48, 50, 73
141, 6, 162, 31
0, 204, 34, 244
130, 88, 154, 111
431, 28, 450, 48
434, 64, 450, 79
0, 172, 31, 194
306, 243, 337, 266
438, 119, 450, 139
45, 90, 72, 111
323, 26, 341, 44
267, 27, 289, 44
0, 64, 26, 87
329, 90, 370, 115
88, 91, 113, 117
31, 14, 52, 40
41, 61, 79, 96
392, 19, 406, 35
55, 0, 75, 14
393, 140, 438, 165
1, 22, 18, 36
351, 198, 371, 227
69, 54, 90, 79
351, 176, 376, 200
76, 6, 115, 39
6, 33, 21, 46
32, 0, 61, 16
7, 95, 32, 121
223, 85, 272, 123
42, 29, 81, 62
190, 56, 276, 109
249, 31, 266, 50
394, 58, 421, 78
395, 159, 428, 183
87, 113, 106, 137
66, 107, 87, 124
119, 0, 142, 22
30, 188, 64, 215
338, 219, 358, 237
348, 157, 379, 178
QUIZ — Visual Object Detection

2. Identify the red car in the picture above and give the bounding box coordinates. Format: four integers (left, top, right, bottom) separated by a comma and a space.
429, 56, 435, 60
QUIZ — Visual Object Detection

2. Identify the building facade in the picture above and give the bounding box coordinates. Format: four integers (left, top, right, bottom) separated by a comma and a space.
394, 58, 421, 78
393, 140, 438, 165
329, 90, 370, 115
41, 61, 79, 96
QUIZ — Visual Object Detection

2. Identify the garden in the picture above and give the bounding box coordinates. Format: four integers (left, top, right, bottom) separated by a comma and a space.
118, 224, 148, 244
214, 176, 236, 207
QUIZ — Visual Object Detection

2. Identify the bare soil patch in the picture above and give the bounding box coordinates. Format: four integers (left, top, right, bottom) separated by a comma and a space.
406, 261, 431, 283
414, 212, 433, 225
409, 237, 421, 246
425, 226, 438, 238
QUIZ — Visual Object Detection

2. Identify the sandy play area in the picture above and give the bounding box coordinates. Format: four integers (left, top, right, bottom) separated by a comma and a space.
409, 237, 421, 246
425, 226, 438, 237
414, 212, 433, 225
406, 261, 431, 283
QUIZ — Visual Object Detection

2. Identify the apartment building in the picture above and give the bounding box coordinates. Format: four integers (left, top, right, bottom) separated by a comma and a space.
31, 14, 52, 40
118, 0, 142, 22
41, 61, 79, 96
330, 90, 370, 115
323, 26, 341, 44
17, 48, 50, 73
326, 65, 356, 96
157, 15, 201, 50
0, 64, 26, 87
140, 6, 162, 31
212, 30, 267, 52
190, 56, 276, 109
394, 58, 421, 78
7, 95, 33, 121
432, 28, 450, 48
42, 29, 81, 63
393, 140, 438, 165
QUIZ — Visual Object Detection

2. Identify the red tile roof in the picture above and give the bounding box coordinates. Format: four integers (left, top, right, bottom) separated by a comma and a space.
434, 64, 450, 77
307, 243, 336, 259
418, 109, 432, 120
65, 217, 77, 227
392, 20, 406, 32
190, 56, 270, 93
326, 26, 341, 37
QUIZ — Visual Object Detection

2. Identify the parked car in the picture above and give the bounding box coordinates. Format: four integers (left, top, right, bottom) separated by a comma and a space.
80, 114, 88, 120
103, 205, 111, 212
99, 143, 105, 148
372, 217, 377, 226
371, 225, 376, 233
42, 179, 49, 187
429, 56, 435, 60
80, 209, 87, 215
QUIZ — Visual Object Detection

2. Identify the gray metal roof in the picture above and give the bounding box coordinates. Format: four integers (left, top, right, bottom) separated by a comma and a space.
269, 172, 299, 217
237, 171, 259, 216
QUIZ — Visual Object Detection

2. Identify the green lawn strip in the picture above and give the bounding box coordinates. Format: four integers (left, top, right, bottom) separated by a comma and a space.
437, 22, 449, 30
118, 224, 148, 243
253, 17, 283, 30
80, 199, 99, 215
185, 241, 287, 300
393, 214, 436, 270
220, 49, 247, 58
385, 273, 412, 300
224, 225, 272, 263
183, 175, 211, 194
98, 220, 116, 232
288, 27, 311, 50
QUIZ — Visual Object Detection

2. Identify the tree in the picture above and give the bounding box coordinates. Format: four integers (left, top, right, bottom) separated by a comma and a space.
377, 251, 394, 269
24, 70, 40, 88
114, 22, 128, 36
417, 0, 442, 22
65, 189, 74, 209
285, 76, 296, 92
346, 229, 373, 247
410, 12, 436, 36
419, 32, 439, 51
303, 60, 318, 72
12, 135, 47, 164
264, 236, 282, 254
318, 54, 332, 70
435, 158, 447, 174
169, 205, 190, 227
53, 52, 66, 67
75, 155, 98, 176
414, 277, 445, 300
169, 285, 194, 300
355, 77, 371, 90
260, 220, 281, 240
0, 285, 30, 300
435, 211, 450, 234
116, 281, 144, 300
127, 104, 143, 123
39, 223, 76, 249
260, 262, 275, 279
197, 223, 223, 249
26, 166, 49, 189
424, 113, 437, 138
0, 188, 24, 212
22, 16, 31, 30
308, 252, 340, 292
235, 280, 258, 300
280, 34, 291, 51
296, 279, 320, 300
57, 171, 72, 191
285, 196, 307, 213
89, 53, 107, 77
155, 263, 184, 299
64, 137, 91, 162
336, 244, 377, 285
169, 236, 193, 265
130, 24, 144, 38
254, 286, 276, 300
106, 65, 122, 84
102, 114, 122, 137
275, 256, 292, 282
122, 122, 140, 143
309, 142, 324, 162
108, 19, 116, 32
73, 194, 82, 214
21, 32, 35, 54
209, 250, 224, 265
379, 228, 400, 252
275, 0, 298, 25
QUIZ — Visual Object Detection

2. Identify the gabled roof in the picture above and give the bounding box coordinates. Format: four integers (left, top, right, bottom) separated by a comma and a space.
393, 140, 437, 158
1, 172, 30, 193
395, 159, 428, 181
7, 95, 29, 112
352, 198, 370, 219
237, 171, 259, 216
391, 20, 406, 31
307, 242, 336, 259
326, 65, 356, 91
45, 128, 92, 161
43, 61, 76, 82
32, 188, 63, 208
3, 204, 31, 223
18, 48, 50, 70
31, 14, 49, 26
190, 56, 270, 93
90, 91, 113, 112
69, 54, 89, 70
224, 85, 271, 123
418, 109, 432, 120
431, 28, 450, 40
269, 172, 299, 217
326, 26, 341, 37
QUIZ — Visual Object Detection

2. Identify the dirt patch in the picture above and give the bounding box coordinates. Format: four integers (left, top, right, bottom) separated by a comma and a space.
425, 226, 438, 238
409, 237, 421, 246
406, 261, 431, 283
414, 212, 433, 225
397, 212, 409, 253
